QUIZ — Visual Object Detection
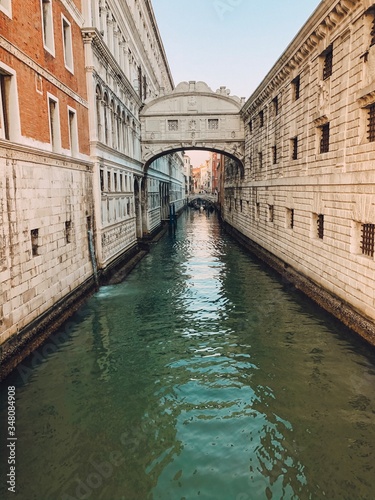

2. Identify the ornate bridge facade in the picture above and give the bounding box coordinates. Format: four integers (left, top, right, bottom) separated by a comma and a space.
140, 81, 245, 170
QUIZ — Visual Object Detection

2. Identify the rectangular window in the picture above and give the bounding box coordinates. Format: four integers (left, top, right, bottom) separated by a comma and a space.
62, 16, 74, 73
208, 119, 219, 130
287, 208, 294, 229
48, 95, 60, 152
292, 75, 300, 100
258, 151, 263, 168
256, 202, 260, 220
248, 119, 253, 133
320, 123, 330, 153
0, 72, 10, 140
68, 108, 78, 155
0, 0, 12, 18
168, 120, 178, 131
272, 145, 277, 164
65, 220, 72, 244
107, 171, 111, 191
31, 229, 39, 256
114, 172, 118, 191
360, 223, 375, 257
371, 16, 375, 47
367, 104, 375, 142
259, 110, 264, 127
41, 0, 54, 55
100, 169, 104, 191
292, 136, 298, 160
138, 66, 142, 100
322, 45, 333, 80
317, 214, 324, 239
268, 205, 274, 223
272, 96, 279, 116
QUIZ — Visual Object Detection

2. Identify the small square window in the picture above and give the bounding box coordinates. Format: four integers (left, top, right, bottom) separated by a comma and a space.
208, 119, 219, 130
31, 229, 39, 256
168, 120, 178, 131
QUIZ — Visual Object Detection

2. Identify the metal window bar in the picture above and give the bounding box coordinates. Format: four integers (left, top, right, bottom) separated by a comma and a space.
371, 17, 375, 47
320, 123, 330, 153
292, 137, 298, 160
292, 75, 300, 100
361, 223, 375, 257
290, 209, 294, 229
368, 104, 375, 142
317, 214, 324, 239
323, 46, 333, 80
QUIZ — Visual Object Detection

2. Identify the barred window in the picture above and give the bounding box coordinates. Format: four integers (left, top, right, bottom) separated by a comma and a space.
368, 104, 375, 142
259, 110, 264, 127
317, 214, 324, 239
361, 223, 375, 257
258, 151, 263, 168
320, 123, 330, 153
31, 229, 39, 256
322, 45, 333, 80
371, 16, 375, 47
287, 208, 294, 229
272, 96, 279, 116
272, 145, 277, 164
168, 120, 178, 131
292, 75, 300, 101
208, 119, 219, 130
268, 205, 274, 223
248, 119, 253, 133
292, 136, 298, 160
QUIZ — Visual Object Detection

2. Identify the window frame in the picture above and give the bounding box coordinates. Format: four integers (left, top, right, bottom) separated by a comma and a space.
0, 0, 12, 18
41, 0, 55, 56
62, 14, 74, 73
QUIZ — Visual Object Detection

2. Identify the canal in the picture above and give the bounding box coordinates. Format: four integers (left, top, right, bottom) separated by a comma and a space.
1, 210, 375, 500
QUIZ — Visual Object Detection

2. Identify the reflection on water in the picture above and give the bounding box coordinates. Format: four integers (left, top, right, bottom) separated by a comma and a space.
1, 210, 375, 500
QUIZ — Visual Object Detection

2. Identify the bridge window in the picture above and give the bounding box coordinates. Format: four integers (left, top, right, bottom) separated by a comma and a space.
367, 103, 375, 141
208, 119, 219, 130
168, 120, 178, 131
322, 44, 333, 80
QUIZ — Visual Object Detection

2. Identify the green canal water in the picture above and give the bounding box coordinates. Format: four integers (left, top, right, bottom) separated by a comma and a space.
1, 210, 375, 500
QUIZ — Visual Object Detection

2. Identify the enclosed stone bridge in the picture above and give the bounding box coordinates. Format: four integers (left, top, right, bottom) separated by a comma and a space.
140, 81, 245, 169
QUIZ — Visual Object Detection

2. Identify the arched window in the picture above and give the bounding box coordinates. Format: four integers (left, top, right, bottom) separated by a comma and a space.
110, 99, 116, 149
103, 92, 109, 144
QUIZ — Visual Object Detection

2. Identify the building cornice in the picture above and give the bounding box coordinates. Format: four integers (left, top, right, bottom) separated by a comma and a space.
241, 0, 362, 118
82, 28, 141, 107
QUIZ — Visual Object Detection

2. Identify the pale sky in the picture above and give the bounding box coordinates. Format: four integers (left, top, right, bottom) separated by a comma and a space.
151, 0, 322, 167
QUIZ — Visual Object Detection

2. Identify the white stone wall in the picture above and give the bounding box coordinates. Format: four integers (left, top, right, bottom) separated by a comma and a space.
0, 144, 94, 345
225, 0, 375, 323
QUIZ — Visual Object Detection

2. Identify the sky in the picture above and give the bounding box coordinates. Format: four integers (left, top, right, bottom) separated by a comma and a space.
151, 0, 322, 166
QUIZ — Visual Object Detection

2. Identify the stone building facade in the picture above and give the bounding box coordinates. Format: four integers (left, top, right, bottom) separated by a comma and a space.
222, 0, 375, 340
82, 0, 185, 273
0, 1, 94, 359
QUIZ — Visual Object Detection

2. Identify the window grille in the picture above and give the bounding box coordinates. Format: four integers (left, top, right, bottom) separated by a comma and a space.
31, 229, 39, 256
292, 75, 300, 100
368, 104, 375, 142
288, 208, 294, 229
292, 137, 298, 160
320, 123, 330, 153
208, 119, 219, 130
259, 110, 264, 127
317, 214, 324, 239
371, 16, 375, 47
323, 45, 333, 80
272, 145, 277, 164
361, 223, 375, 257
168, 120, 178, 131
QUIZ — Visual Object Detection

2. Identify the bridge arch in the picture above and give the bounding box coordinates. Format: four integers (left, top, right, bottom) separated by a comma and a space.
140, 81, 245, 171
